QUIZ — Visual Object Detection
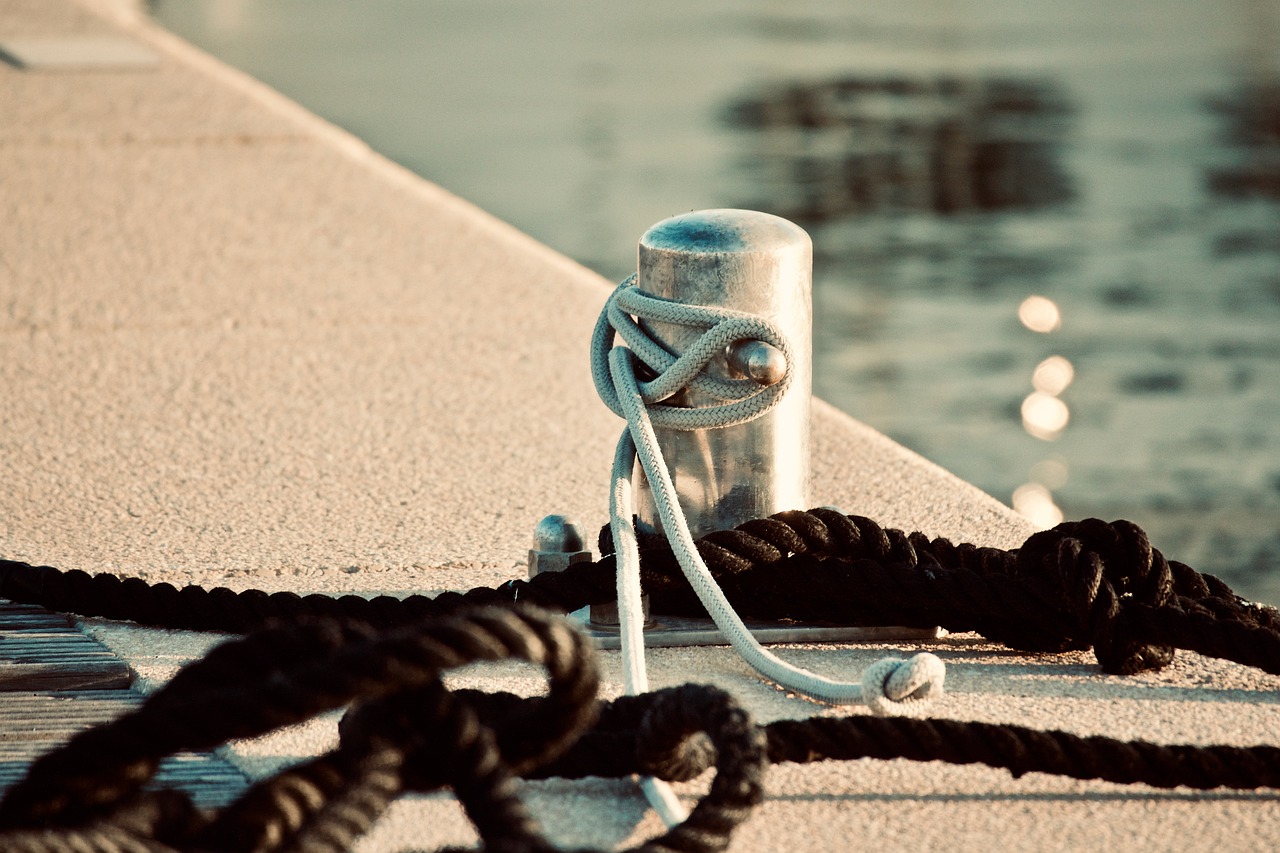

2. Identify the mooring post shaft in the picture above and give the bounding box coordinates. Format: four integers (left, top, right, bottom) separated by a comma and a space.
634, 209, 812, 538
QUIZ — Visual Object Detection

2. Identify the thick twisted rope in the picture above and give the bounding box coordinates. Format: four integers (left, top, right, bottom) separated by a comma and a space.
518, 686, 1280, 791
3, 512, 1278, 679
1, 600, 1276, 852
0, 604, 771, 853
0, 605, 598, 838
620, 512, 1280, 676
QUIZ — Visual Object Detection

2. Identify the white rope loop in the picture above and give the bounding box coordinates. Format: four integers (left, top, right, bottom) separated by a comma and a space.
594, 275, 945, 825
591, 275, 795, 430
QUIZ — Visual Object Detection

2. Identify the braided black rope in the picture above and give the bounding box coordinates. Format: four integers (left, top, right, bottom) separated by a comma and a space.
0, 599, 1275, 851
512, 687, 1280, 791
0, 557, 615, 633
0, 603, 770, 853
3, 513, 1278, 676
0, 605, 599, 846
1, 513, 1279, 849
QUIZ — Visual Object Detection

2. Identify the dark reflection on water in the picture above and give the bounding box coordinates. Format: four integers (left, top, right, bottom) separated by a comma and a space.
1189, 75, 1280, 592
1206, 83, 1280, 200
724, 76, 1074, 221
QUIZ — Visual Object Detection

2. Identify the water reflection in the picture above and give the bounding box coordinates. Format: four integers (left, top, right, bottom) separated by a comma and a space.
1032, 355, 1075, 396
725, 72, 1084, 532
1021, 392, 1070, 441
1016, 303, 1072, 525
1205, 82, 1280, 201
724, 75, 1074, 224
1012, 482, 1063, 528
1017, 295, 1062, 333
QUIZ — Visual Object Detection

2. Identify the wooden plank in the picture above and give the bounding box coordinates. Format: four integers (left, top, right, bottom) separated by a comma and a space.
0, 693, 248, 808
0, 696, 135, 741
0, 601, 131, 691
0, 604, 250, 809
0, 643, 128, 657
0, 661, 131, 691
0, 689, 140, 707
0, 604, 74, 627
0, 757, 248, 809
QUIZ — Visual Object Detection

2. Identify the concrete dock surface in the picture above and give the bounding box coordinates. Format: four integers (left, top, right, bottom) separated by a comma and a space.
1, 0, 1277, 849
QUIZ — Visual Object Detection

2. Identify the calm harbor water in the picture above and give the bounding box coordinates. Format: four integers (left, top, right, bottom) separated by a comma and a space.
151, 0, 1280, 604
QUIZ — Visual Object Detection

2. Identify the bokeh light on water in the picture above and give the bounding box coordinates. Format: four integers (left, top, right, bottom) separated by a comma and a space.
152, 0, 1280, 603
1018, 296, 1062, 334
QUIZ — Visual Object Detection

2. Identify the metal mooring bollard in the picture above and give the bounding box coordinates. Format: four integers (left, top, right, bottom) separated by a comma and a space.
633, 209, 812, 537
535, 209, 940, 649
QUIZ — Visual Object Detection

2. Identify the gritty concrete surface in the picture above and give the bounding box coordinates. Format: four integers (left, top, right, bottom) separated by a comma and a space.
1, 1, 1278, 850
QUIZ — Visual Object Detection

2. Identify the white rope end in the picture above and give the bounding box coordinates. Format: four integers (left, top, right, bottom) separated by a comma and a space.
860, 652, 946, 716
642, 776, 689, 828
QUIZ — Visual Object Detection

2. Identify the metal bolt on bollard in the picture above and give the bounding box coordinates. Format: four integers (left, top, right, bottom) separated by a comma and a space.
527, 515, 592, 578
527, 514, 651, 629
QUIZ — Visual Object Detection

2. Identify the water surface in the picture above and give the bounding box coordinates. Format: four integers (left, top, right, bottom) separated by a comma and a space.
151, 0, 1280, 603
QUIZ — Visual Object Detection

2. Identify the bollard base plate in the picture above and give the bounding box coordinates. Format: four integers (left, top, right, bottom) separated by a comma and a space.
567, 608, 945, 650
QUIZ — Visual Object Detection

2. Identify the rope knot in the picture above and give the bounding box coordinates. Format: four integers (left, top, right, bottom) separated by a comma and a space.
1019, 519, 1176, 674
635, 685, 767, 793
592, 274, 795, 432
859, 653, 946, 716
636, 686, 725, 783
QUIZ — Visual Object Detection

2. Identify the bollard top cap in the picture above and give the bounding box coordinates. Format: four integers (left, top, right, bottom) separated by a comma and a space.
531, 514, 588, 553
641, 209, 809, 257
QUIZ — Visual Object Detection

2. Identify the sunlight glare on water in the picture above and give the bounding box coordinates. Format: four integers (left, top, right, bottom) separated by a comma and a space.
1032, 356, 1075, 396
1018, 296, 1063, 334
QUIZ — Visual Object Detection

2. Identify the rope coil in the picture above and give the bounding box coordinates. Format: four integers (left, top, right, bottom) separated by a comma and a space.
0, 597, 1275, 852
590, 274, 795, 430
2, 468, 1279, 847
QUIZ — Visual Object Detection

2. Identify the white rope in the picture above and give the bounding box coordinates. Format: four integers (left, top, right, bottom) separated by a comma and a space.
593, 276, 946, 825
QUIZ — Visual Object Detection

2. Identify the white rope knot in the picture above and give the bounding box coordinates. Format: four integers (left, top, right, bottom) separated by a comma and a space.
591, 274, 794, 431
859, 653, 947, 717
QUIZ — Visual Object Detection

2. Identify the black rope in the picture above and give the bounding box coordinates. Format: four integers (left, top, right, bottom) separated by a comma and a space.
511, 691, 1280, 792
608, 512, 1280, 675
0, 557, 617, 633
0, 604, 769, 853
3, 512, 1278, 675
0, 600, 1275, 852
1, 512, 1279, 850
